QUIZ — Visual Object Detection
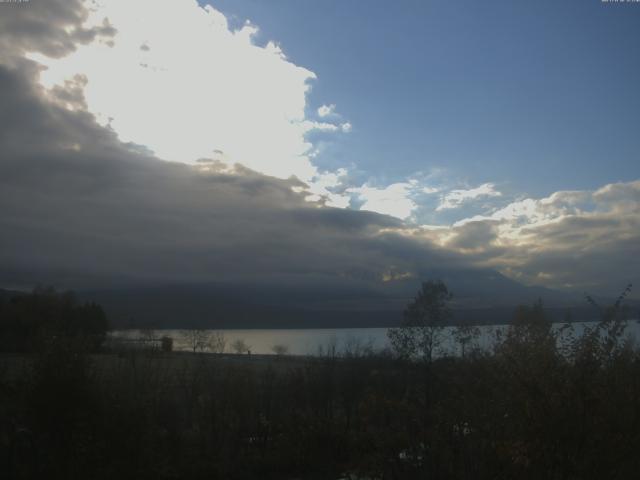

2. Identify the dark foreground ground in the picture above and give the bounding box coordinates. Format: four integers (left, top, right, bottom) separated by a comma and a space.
2, 313, 640, 480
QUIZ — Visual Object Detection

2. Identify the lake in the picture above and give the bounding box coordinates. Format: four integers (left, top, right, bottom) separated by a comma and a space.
111, 320, 640, 356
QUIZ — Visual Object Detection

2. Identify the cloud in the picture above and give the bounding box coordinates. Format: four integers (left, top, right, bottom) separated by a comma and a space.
441, 182, 640, 294
349, 182, 418, 220
302, 120, 340, 133
1, 0, 638, 300
447, 221, 500, 252
0, 42, 455, 291
26, 0, 349, 187
317, 103, 335, 117
341, 122, 352, 133
306, 168, 351, 208
0, 0, 116, 61
437, 183, 502, 211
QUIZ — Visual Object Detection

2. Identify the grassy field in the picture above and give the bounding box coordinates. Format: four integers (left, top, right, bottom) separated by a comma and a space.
3, 324, 640, 480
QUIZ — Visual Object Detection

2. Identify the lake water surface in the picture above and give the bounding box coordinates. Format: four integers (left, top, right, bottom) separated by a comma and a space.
112, 321, 640, 356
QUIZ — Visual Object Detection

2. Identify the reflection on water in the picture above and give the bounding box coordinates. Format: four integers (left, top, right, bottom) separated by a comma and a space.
111, 321, 640, 356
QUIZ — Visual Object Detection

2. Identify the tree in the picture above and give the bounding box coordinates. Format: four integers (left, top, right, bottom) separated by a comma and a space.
493, 299, 559, 375
209, 331, 226, 353
231, 338, 250, 354
499, 299, 555, 356
184, 329, 213, 353
139, 327, 157, 350
577, 283, 633, 363
388, 280, 452, 363
271, 344, 289, 356
160, 335, 173, 352
453, 323, 480, 358
0, 286, 109, 353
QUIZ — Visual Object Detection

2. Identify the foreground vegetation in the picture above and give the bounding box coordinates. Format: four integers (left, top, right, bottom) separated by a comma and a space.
1, 285, 639, 479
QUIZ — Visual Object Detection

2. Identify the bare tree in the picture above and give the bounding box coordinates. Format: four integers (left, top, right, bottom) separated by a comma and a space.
139, 327, 159, 352
184, 329, 213, 353
342, 335, 375, 358
316, 336, 338, 358
231, 338, 250, 354
271, 344, 289, 356
139, 326, 156, 342
209, 331, 226, 354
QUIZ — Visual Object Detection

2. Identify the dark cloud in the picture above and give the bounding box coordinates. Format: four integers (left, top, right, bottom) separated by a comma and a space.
0, 0, 115, 62
448, 221, 499, 251
0, 50, 456, 291
508, 212, 640, 294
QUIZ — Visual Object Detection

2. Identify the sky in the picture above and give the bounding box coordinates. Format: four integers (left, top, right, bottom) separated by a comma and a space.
210, 0, 640, 224
0, 0, 639, 300
211, 0, 640, 202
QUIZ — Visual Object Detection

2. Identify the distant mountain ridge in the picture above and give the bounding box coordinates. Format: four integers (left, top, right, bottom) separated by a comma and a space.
74, 270, 607, 329
3, 268, 635, 329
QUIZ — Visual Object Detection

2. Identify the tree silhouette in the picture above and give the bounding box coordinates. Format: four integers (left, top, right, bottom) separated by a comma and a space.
184, 329, 217, 353
271, 344, 289, 356
0, 286, 108, 352
231, 338, 250, 354
387, 280, 452, 363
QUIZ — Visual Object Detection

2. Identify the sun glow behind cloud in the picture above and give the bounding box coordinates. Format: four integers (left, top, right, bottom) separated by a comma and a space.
30, 0, 352, 186
24, 0, 501, 222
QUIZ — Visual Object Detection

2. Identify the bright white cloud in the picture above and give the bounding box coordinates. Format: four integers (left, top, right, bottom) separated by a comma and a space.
454, 198, 542, 228
29, 0, 348, 185
437, 183, 502, 211
349, 182, 418, 220
340, 122, 352, 133
302, 120, 340, 133
317, 103, 335, 117
453, 186, 606, 230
